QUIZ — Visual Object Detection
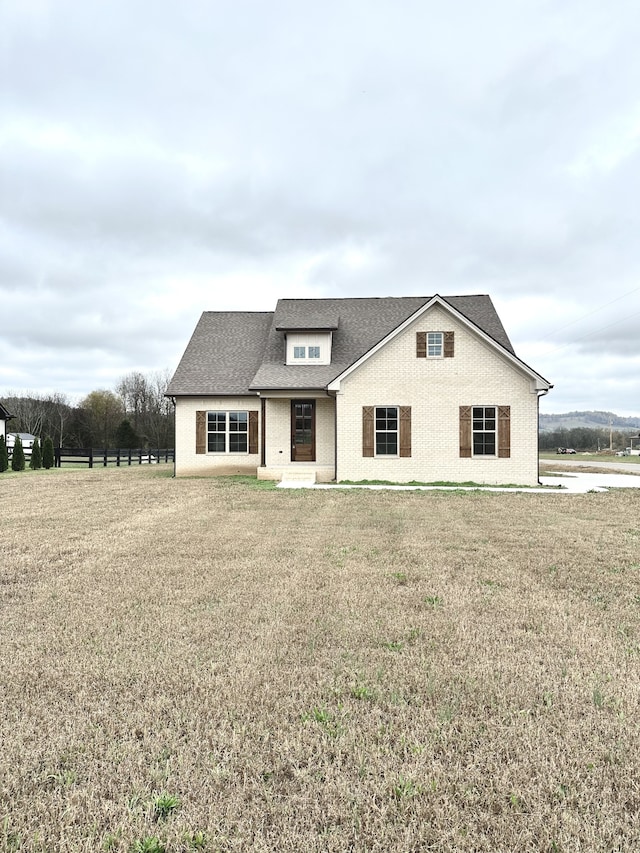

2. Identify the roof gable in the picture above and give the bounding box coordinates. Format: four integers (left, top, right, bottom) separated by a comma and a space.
326, 295, 550, 391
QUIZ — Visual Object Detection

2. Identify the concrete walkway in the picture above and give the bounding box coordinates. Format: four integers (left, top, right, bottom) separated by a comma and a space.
278, 471, 640, 494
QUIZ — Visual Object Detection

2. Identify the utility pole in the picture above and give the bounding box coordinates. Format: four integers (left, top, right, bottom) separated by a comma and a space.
609, 416, 613, 453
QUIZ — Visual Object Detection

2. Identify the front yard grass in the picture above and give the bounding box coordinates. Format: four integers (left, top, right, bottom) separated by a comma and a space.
1, 466, 640, 851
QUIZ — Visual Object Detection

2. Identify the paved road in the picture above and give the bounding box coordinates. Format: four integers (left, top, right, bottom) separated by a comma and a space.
542, 458, 640, 473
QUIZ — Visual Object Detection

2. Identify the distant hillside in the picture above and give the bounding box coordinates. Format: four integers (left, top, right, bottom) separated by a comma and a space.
539, 410, 640, 432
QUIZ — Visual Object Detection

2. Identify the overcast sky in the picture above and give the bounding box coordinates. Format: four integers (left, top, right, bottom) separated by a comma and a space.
2, 0, 639, 415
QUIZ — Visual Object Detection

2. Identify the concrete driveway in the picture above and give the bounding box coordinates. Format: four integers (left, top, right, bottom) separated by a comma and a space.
540, 471, 640, 493
542, 457, 640, 473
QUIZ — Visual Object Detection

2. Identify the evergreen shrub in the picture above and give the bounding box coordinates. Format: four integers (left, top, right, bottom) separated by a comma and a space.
30, 437, 42, 469
42, 436, 55, 470
11, 435, 25, 471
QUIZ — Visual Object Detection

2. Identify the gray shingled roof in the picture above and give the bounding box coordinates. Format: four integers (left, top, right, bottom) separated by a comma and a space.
0, 402, 14, 420
251, 295, 515, 390
167, 312, 273, 396
167, 295, 517, 396
275, 303, 340, 331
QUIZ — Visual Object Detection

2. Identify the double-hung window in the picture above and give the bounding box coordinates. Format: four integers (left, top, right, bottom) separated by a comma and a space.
207, 411, 248, 453
472, 406, 496, 456
375, 406, 398, 455
293, 346, 306, 359
427, 332, 443, 357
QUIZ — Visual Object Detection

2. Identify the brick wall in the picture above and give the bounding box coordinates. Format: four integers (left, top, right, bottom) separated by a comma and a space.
335, 305, 541, 486
174, 396, 261, 476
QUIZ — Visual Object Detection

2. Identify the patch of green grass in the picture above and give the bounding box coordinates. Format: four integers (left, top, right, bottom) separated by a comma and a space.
223, 475, 278, 490
338, 478, 543, 489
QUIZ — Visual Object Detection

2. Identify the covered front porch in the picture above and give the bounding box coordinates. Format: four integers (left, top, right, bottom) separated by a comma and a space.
257, 392, 336, 483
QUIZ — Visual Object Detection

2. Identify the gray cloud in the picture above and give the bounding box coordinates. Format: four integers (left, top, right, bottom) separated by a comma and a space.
1, 0, 640, 412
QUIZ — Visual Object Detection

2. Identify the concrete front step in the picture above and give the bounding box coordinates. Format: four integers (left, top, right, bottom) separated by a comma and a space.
279, 468, 317, 483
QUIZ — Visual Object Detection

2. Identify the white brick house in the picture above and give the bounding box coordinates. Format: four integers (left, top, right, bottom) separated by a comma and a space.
167, 295, 552, 486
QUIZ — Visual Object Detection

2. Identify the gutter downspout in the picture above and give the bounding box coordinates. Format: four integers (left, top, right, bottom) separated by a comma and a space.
537, 389, 550, 484
333, 393, 338, 482
170, 397, 176, 478
261, 396, 266, 469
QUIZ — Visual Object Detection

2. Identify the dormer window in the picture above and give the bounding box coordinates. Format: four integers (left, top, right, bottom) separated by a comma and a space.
286, 333, 332, 365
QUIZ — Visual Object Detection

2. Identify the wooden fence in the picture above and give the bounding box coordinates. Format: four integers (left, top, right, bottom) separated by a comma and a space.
54, 448, 174, 468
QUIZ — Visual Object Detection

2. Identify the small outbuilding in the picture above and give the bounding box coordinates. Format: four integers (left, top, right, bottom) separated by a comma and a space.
6, 433, 37, 458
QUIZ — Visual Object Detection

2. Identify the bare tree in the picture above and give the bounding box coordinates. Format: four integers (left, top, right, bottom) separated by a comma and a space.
115, 369, 174, 447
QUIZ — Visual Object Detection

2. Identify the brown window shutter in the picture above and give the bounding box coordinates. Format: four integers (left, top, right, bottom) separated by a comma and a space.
444, 331, 454, 358
248, 410, 258, 454
196, 411, 206, 454
399, 406, 411, 457
459, 406, 472, 457
498, 406, 511, 458
362, 406, 374, 457
416, 331, 426, 358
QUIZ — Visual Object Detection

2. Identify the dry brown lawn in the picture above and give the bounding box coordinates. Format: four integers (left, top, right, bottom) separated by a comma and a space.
1, 467, 639, 853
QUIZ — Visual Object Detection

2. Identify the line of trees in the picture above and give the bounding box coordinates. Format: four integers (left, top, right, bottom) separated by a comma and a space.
2, 369, 174, 450
539, 427, 640, 452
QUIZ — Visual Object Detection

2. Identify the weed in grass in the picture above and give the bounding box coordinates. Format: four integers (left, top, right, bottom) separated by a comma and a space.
350, 684, 375, 701
302, 706, 331, 725
45, 768, 77, 788
382, 639, 404, 652
301, 706, 344, 738
392, 777, 421, 800
390, 571, 408, 585
509, 792, 525, 812
152, 793, 180, 821
423, 594, 442, 607
183, 830, 208, 850
130, 838, 166, 853
102, 832, 120, 851
406, 626, 422, 644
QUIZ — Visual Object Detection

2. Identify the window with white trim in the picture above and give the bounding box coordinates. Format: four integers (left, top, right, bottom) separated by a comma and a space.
472, 406, 496, 456
207, 411, 248, 453
375, 406, 398, 455
293, 346, 306, 359
308, 346, 320, 359
427, 332, 443, 357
